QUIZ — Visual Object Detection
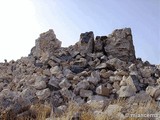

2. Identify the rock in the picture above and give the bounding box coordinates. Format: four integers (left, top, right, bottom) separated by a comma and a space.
126, 75, 140, 92
114, 70, 128, 76
117, 86, 136, 97
104, 28, 136, 62
66, 73, 74, 80
140, 66, 154, 78
105, 104, 123, 116
100, 70, 113, 78
87, 71, 100, 85
95, 63, 107, 69
50, 66, 61, 75
43, 69, 51, 76
78, 31, 94, 54
119, 76, 127, 86
70, 65, 85, 74
146, 86, 160, 99
36, 88, 51, 100
94, 36, 107, 52
73, 96, 85, 104
87, 95, 109, 110
74, 80, 90, 94
128, 91, 152, 104
50, 91, 63, 107
109, 75, 122, 82
48, 76, 60, 90
33, 80, 47, 90
20, 87, 37, 102
60, 88, 75, 100
59, 78, 71, 89
79, 89, 93, 98
34, 29, 61, 58
106, 58, 127, 70
96, 85, 110, 96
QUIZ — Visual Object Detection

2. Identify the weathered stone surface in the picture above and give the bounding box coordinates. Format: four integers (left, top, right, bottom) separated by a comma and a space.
96, 85, 110, 96
94, 36, 107, 52
59, 78, 71, 89
74, 80, 90, 94
48, 76, 60, 90
78, 31, 94, 54
36, 88, 51, 100
106, 58, 127, 70
87, 71, 100, 85
60, 88, 75, 100
117, 86, 136, 97
105, 104, 123, 116
34, 29, 61, 57
50, 66, 61, 75
104, 28, 136, 62
126, 75, 140, 92
79, 89, 93, 98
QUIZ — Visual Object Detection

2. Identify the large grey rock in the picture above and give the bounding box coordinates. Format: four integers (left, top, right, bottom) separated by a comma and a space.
34, 29, 61, 57
79, 89, 93, 98
36, 88, 51, 100
106, 58, 127, 70
78, 31, 94, 54
74, 80, 90, 94
104, 28, 136, 62
94, 36, 107, 52
87, 71, 101, 85
96, 85, 110, 96
60, 88, 75, 100
59, 78, 71, 89
126, 75, 140, 92
117, 86, 136, 97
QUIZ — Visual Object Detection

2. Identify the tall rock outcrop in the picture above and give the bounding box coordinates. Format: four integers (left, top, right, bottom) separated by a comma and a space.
104, 28, 136, 62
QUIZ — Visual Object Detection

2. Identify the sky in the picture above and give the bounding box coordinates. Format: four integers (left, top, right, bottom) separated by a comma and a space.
0, 0, 159, 64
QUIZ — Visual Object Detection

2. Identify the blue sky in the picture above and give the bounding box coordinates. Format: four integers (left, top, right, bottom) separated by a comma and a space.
0, 0, 159, 64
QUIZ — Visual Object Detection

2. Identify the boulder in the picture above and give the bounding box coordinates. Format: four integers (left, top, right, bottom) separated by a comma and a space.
59, 78, 71, 89
36, 88, 51, 100
34, 29, 61, 57
117, 86, 136, 97
78, 31, 94, 54
79, 89, 93, 98
104, 28, 136, 62
96, 85, 110, 96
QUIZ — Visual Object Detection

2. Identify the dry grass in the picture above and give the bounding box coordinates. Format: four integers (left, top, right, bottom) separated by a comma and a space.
0, 99, 159, 120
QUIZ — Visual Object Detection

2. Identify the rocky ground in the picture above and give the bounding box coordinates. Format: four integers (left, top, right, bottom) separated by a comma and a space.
0, 28, 160, 120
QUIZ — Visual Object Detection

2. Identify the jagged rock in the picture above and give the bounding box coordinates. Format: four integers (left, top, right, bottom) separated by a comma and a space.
109, 75, 122, 82
74, 80, 90, 94
94, 36, 107, 52
106, 58, 127, 70
104, 28, 136, 62
36, 88, 51, 100
95, 63, 107, 69
34, 29, 61, 58
140, 66, 153, 78
105, 104, 123, 116
100, 70, 113, 79
60, 88, 75, 100
79, 89, 93, 98
78, 31, 94, 54
87, 71, 100, 85
50, 66, 61, 75
96, 85, 110, 96
48, 76, 60, 90
117, 86, 136, 97
59, 78, 71, 89
87, 95, 109, 110
126, 75, 140, 92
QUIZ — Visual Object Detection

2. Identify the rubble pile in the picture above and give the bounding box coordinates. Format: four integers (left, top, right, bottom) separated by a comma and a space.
0, 28, 160, 119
